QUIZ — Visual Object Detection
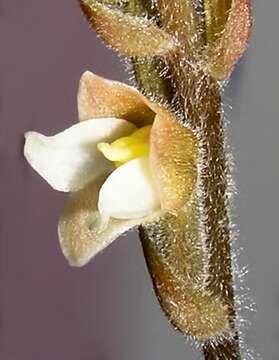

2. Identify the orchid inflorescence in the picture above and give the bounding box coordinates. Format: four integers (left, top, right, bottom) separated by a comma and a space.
24, 0, 253, 359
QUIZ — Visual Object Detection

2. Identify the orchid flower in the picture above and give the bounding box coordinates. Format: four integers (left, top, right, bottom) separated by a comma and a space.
24, 71, 197, 267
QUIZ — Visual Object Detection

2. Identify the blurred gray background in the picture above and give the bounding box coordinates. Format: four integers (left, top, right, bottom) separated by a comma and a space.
0, 0, 277, 359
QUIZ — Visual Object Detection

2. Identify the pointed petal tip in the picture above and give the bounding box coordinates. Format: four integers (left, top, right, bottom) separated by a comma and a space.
24, 130, 33, 140
82, 70, 93, 77
24, 130, 41, 143
79, 70, 97, 84
24, 131, 70, 192
60, 243, 91, 268
24, 132, 33, 162
24, 131, 45, 165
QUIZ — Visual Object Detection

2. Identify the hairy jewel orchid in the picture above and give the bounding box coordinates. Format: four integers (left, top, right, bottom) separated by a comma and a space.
24, 0, 254, 358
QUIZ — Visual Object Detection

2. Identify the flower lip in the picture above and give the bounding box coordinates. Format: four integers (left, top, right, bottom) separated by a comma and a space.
98, 156, 161, 220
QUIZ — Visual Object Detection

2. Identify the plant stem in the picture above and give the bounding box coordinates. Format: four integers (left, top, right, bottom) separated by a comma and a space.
127, 0, 240, 358
198, 80, 240, 360
201, 112, 240, 358
200, 0, 240, 358
167, 52, 240, 357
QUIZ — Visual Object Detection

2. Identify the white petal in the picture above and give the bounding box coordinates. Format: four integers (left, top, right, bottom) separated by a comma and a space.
98, 156, 160, 220
24, 118, 136, 192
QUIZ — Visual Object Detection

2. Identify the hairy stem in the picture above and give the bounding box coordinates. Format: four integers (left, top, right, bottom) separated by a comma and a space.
201, 111, 240, 356
201, 0, 240, 358
167, 54, 240, 356
127, 0, 239, 358
199, 81, 240, 360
